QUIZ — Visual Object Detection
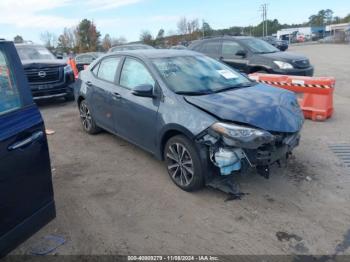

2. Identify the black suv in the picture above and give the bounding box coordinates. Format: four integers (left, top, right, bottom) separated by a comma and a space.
261, 36, 289, 51
15, 43, 75, 100
188, 36, 314, 76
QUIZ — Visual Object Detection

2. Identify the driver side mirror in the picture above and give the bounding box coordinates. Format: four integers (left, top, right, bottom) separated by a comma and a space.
235, 50, 246, 57
132, 84, 154, 98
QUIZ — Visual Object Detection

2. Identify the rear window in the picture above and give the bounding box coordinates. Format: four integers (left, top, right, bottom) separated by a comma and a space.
97, 57, 121, 82
198, 41, 221, 56
0, 48, 22, 115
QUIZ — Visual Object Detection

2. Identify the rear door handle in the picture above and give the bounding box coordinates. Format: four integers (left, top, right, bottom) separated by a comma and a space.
86, 81, 92, 87
8, 131, 44, 151
112, 92, 122, 99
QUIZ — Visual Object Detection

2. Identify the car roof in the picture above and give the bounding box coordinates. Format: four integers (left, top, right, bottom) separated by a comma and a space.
76, 52, 101, 57
106, 49, 203, 59
15, 43, 45, 48
112, 43, 152, 47
192, 36, 254, 42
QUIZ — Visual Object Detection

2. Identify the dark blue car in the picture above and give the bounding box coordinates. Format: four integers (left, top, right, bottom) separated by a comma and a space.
0, 40, 55, 257
75, 49, 303, 193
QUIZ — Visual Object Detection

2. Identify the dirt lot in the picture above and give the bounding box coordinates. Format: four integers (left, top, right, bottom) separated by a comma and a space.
12, 44, 350, 256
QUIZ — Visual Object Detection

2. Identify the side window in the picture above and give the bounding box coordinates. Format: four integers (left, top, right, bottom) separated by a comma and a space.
200, 41, 221, 57
97, 57, 121, 82
222, 41, 245, 58
92, 63, 100, 75
120, 58, 155, 90
0, 48, 21, 116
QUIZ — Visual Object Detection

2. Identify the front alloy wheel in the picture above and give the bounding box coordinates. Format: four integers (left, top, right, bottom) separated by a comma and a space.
79, 100, 100, 134
165, 135, 204, 191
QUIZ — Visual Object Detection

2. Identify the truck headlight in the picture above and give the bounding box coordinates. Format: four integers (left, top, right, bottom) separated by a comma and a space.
273, 61, 294, 69
64, 64, 73, 74
210, 122, 274, 149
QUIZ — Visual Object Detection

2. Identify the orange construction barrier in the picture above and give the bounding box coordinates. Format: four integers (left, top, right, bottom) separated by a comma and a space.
67, 57, 79, 79
249, 73, 335, 121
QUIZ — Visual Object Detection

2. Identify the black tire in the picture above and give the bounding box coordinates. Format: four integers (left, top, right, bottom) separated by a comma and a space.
164, 135, 204, 191
79, 100, 101, 134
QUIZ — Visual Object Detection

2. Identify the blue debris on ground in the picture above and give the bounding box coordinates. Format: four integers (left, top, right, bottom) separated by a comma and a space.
29, 235, 66, 255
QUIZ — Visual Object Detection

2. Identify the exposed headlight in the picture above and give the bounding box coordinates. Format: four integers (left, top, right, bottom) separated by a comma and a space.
210, 122, 274, 149
64, 64, 73, 74
273, 61, 294, 69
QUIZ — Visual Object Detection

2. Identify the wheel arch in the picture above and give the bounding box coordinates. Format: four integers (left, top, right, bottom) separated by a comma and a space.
157, 124, 196, 161
77, 95, 85, 107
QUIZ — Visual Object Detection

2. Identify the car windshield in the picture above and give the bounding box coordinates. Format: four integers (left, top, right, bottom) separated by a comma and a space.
16, 46, 56, 60
241, 38, 279, 54
152, 55, 254, 95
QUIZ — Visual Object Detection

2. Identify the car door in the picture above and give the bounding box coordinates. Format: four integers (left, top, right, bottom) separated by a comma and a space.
113, 57, 160, 153
0, 41, 55, 257
221, 40, 249, 72
88, 56, 122, 132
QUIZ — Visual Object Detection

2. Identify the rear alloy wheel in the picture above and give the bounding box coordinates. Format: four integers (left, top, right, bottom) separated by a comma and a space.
164, 135, 204, 191
79, 100, 100, 134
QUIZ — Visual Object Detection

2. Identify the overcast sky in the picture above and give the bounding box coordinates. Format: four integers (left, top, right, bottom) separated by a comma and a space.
0, 0, 349, 44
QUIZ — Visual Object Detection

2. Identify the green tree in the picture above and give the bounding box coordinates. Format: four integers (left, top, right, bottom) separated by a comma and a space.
341, 14, 350, 23
308, 9, 334, 26
13, 35, 24, 44
76, 19, 101, 52
140, 30, 154, 46
202, 21, 213, 37
155, 29, 165, 47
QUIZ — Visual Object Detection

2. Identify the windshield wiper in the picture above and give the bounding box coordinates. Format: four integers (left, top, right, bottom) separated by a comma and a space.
214, 82, 255, 93
177, 90, 213, 96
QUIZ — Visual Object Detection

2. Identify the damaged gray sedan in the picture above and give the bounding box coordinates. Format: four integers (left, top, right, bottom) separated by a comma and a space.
75, 49, 303, 195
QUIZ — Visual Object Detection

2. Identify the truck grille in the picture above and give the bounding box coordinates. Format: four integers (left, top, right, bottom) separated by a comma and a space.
292, 59, 310, 69
24, 67, 62, 84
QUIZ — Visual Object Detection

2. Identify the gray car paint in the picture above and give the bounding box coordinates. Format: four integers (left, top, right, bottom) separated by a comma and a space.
76, 50, 303, 163
77, 50, 217, 159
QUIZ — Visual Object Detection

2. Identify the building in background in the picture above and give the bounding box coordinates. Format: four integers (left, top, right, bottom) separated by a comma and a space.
276, 26, 325, 42
325, 23, 350, 43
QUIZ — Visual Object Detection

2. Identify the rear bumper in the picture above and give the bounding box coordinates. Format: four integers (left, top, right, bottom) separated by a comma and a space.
272, 66, 314, 76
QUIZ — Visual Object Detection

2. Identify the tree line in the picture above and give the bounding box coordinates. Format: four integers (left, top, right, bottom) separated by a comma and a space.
13, 9, 350, 53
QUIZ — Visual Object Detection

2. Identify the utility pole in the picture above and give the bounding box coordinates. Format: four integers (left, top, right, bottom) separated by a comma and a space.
260, 3, 268, 37
202, 19, 205, 38
265, 4, 268, 36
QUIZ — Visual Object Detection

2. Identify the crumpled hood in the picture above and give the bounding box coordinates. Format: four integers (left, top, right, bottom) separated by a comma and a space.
184, 84, 304, 133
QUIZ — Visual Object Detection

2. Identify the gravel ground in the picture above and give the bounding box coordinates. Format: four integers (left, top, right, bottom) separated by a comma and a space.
11, 44, 350, 256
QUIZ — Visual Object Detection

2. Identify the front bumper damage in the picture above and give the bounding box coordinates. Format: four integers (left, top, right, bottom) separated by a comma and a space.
197, 128, 300, 197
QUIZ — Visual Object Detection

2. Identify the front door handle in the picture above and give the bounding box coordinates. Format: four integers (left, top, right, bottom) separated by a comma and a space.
8, 131, 44, 151
112, 92, 122, 99
86, 81, 92, 87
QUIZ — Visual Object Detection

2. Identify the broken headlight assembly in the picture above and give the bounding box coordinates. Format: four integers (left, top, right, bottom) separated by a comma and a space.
210, 122, 275, 149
